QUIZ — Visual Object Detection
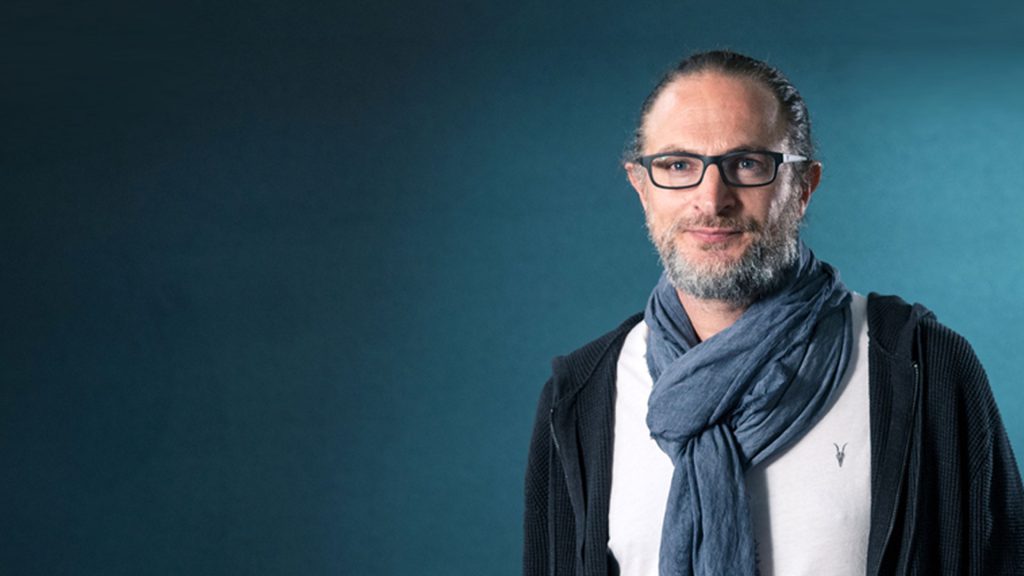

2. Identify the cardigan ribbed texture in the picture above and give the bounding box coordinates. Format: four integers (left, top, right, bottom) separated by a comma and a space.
523, 294, 1024, 575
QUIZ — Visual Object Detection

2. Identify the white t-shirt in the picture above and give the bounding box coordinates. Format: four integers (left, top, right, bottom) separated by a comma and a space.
608, 294, 871, 576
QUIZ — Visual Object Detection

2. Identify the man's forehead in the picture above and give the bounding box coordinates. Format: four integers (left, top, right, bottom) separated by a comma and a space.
642, 72, 785, 152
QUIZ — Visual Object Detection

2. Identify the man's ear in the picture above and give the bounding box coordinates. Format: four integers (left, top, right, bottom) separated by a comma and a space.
800, 161, 822, 209
625, 162, 649, 210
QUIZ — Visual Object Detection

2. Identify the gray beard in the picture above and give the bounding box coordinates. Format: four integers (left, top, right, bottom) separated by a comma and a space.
649, 192, 803, 306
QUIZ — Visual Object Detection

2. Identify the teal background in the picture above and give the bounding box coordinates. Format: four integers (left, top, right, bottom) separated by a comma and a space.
3, 1, 1022, 574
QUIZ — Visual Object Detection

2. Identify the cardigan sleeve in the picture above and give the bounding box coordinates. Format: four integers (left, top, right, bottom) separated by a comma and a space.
523, 377, 554, 576
958, 345, 1024, 573
921, 319, 1024, 574
970, 406, 1024, 573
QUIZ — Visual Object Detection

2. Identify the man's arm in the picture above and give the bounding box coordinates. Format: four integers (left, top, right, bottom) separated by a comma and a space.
923, 319, 1024, 573
969, 407, 1024, 572
523, 378, 553, 576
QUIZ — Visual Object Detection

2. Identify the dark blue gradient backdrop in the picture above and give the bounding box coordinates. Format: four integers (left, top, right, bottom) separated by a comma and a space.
3, 2, 1023, 574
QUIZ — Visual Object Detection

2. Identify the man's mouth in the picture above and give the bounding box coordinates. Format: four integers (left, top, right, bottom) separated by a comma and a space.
686, 227, 743, 243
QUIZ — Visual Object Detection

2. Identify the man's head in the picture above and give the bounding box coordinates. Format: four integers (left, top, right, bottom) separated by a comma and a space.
624, 51, 821, 305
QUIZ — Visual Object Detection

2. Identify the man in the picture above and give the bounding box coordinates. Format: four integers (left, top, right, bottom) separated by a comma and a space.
523, 50, 1024, 576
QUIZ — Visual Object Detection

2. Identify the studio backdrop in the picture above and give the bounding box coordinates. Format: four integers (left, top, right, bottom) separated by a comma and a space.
3, 1, 1022, 574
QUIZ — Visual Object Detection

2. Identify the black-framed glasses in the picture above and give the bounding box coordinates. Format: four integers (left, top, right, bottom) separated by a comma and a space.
634, 150, 808, 189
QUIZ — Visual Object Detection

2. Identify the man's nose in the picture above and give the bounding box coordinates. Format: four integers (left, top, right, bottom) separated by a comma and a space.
692, 163, 738, 216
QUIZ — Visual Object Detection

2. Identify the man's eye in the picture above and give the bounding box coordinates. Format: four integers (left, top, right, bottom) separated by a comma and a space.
737, 158, 765, 170
654, 158, 696, 172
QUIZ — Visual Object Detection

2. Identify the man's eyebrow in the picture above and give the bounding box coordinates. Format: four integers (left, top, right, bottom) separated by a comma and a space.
650, 145, 698, 156
649, 144, 768, 156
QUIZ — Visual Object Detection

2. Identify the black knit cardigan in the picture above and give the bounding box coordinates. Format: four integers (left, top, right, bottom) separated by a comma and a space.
523, 294, 1024, 575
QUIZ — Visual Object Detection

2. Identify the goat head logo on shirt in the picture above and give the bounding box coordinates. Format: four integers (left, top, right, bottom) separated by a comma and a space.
834, 443, 848, 468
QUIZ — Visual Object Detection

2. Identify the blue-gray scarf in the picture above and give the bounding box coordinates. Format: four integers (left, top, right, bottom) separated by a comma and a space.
645, 243, 852, 576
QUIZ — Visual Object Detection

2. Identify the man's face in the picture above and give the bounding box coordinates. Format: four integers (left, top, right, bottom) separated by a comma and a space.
625, 72, 820, 304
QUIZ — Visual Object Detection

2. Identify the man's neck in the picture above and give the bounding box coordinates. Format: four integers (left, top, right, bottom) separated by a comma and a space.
676, 289, 750, 342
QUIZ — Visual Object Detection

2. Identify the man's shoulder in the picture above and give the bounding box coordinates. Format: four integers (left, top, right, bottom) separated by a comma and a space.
865, 292, 936, 357
866, 292, 988, 394
546, 313, 644, 401
554, 312, 645, 374
865, 292, 978, 359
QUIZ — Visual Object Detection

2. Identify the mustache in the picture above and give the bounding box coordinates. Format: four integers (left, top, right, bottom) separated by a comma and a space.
667, 215, 763, 235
